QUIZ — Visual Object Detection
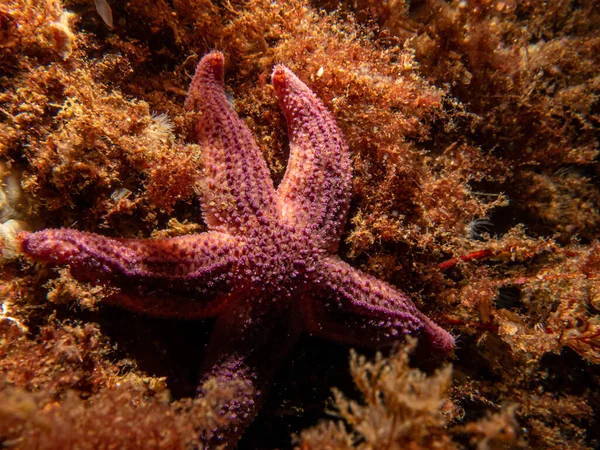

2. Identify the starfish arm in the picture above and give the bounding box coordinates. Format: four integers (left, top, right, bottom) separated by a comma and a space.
18, 229, 247, 318
199, 300, 300, 447
198, 355, 261, 448
273, 66, 352, 253
304, 255, 455, 353
185, 51, 277, 233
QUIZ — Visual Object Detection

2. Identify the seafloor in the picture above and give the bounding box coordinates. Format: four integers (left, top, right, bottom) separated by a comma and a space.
0, 0, 599, 449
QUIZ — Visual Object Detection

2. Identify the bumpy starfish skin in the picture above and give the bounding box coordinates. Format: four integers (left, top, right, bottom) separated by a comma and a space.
18, 52, 454, 447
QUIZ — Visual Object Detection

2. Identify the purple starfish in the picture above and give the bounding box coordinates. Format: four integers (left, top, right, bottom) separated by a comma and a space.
18, 52, 454, 447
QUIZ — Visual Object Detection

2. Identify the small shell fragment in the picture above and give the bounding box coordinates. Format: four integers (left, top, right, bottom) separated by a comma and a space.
111, 188, 132, 202
94, 0, 113, 28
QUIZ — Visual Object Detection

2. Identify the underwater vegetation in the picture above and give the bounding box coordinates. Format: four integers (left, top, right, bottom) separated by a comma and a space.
0, 0, 599, 448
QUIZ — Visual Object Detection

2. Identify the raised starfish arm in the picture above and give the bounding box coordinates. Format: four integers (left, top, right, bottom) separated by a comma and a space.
186, 51, 277, 234
273, 66, 352, 253
305, 255, 455, 354
18, 229, 246, 318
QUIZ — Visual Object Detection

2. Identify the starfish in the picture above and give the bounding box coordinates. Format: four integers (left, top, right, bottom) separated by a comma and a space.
17, 52, 454, 447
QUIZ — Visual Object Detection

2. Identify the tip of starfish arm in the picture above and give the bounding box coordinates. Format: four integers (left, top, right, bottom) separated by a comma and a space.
271, 65, 300, 96
185, 51, 225, 111
272, 64, 322, 125
16, 229, 67, 263
202, 50, 224, 71
272, 64, 289, 82
14, 229, 32, 254
435, 330, 456, 354
423, 320, 455, 355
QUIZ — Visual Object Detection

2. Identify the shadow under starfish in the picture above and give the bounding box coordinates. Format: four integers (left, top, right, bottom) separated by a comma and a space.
18, 51, 454, 448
